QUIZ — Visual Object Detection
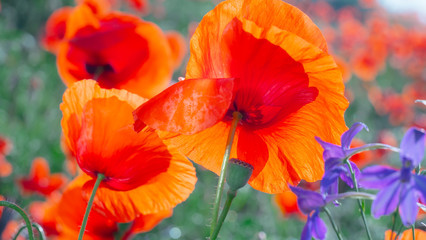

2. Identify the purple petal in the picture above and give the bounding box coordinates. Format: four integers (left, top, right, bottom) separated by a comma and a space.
400, 127, 425, 166
311, 211, 327, 240
324, 158, 343, 172
321, 167, 345, 194
341, 122, 368, 150
315, 137, 345, 160
290, 186, 326, 215
399, 182, 418, 226
359, 165, 399, 189
372, 180, 401, 219
414, 175, 426, 204
340, 161, 360, 188
301, 215, 313, 240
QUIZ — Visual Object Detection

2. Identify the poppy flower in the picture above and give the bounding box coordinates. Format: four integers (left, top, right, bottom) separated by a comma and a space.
61, 80, 196, 222
385, 229, 426, 240
0, 195, 4, 217
1, 220, 25, 240
121, 209, 173, 240
57, 2, 179, 98
29, 193, 62, 236
0, 155, 12, 177
18, 157, 68, 196
0, 135, 12, 155
134, 0, 348, 193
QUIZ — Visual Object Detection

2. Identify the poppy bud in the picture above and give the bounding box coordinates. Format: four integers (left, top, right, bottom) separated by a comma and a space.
226, 158, 253, 191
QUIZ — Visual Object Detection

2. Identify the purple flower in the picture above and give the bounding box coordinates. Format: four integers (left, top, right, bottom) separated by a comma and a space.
316, 122, 368, 194
360, 127, 426, 226
290, 186, 328, 240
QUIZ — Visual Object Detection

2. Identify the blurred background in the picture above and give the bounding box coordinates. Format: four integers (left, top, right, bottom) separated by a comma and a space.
0, 0, 425, 239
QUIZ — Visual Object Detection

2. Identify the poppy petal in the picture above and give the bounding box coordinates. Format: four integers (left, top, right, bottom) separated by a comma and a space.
133, 78, 235, 134
83, 147, 196, 222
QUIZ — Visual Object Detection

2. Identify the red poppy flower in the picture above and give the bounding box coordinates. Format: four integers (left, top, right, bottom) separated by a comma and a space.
57, 2, 178, 98
41, 7, 73, 54
0, 135, 12, 155
0, 195, 4, 217
134, 0, 348, 193
18, 157, 68, 196
61, 80, 197, 222
122, 209, 173, 240
29, 193, 62, 236
349, 138, 374, 168
0, 155, 12, 177
1, 220, 24, 240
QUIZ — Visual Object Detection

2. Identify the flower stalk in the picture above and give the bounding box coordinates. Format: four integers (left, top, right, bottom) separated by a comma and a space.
210, 190, 237, 240
323, 207, 343, 240
78, 173, 105, 240
0, 200, 35, 240
209, 111, 241, 235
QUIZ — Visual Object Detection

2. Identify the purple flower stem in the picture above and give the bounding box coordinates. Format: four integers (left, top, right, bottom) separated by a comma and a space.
344, 159, 373, 240
412, 225, 416, 240
323, 207, 343, 240
389, 210, 398, 240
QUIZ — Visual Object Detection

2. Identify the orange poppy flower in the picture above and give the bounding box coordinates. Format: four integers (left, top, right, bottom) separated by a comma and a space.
385, 229, 426, 240
60, 134, 79, 176
61, 80, 196, 222
57, 2, 177, 98
0, 135, 12, 155
165, 31, 187, 69
29, 193, 62, 236
0, 155, 12, 177
1, 220, 25, 240
122, 209, 173, 240
134, 0, 348, 193
126, 0, 150, 14
274, 191, 304, 219
18, 157, 67, 196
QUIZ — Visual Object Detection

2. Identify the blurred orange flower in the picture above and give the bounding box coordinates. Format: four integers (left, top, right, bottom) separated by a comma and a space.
56, 2, 182, 98
348, 138, 374, 168
385, 229, 426, 240
1, 220, 24, 240
18, 157, 68, 196
134, 0, 348, 193
29, 193, 62, 236
274, 191, 304, 219
61, 80, 196, 222
0, 155, 12, 177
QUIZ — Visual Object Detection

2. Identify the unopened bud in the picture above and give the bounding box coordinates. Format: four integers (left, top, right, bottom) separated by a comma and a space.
226, 158, 253, 191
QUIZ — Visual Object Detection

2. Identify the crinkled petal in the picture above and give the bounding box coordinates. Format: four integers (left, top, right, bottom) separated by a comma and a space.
340, 122, 368, 150
400, 127, 425, 166
133, 78, 234, 134
359, 165, 399, 189
372, 179, 400, 219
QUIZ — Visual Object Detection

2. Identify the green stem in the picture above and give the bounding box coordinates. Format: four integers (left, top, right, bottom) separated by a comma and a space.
346, 144, 399, 159
32, 223, 46, 240
78, 173, 105, 240
390, 210, 398, 240
0, 200, 34, 240
412, 225, 416, 240
13, 225, 27, 240
323, 207, 343, 240
209, 111, 241, 235
210, 190, 237, 240
345, 160, 373, 240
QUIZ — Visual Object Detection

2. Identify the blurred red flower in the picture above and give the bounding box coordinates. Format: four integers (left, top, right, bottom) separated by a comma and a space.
18, 157, 68, 196
134, 0, 348, 193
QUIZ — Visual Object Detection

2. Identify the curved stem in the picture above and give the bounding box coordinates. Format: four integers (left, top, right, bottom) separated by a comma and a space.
0, 201, 34, 240
32, 222, 46, 240
345, 160, 373, 240
78, 173, 105, 240
210, 190, 237, 240
323, 207, 343, 240
13, 225, 27, 240
209, 111, 241, 235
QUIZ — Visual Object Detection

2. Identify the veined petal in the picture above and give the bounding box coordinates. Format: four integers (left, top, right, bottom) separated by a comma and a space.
359, 165, 399, 189
372, 179, 400, 219
133, 78, 234, 134
315, 136, 345, 161
399, 182, 418, 226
